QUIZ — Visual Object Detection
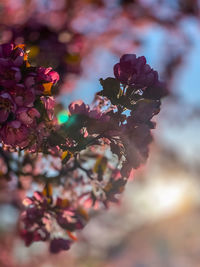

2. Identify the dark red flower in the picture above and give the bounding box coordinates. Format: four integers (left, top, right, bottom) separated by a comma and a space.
114, 54, 159, 88
50, 238, 71, 253
20, 230, 35, 247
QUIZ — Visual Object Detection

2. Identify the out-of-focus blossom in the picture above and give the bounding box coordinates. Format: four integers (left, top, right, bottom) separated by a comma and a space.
21, 188, 88, 253
1, 20, 84, 83
50, 238, 71, 253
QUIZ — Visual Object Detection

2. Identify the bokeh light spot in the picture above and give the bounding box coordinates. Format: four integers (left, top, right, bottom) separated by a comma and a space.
57, 110, 69, 124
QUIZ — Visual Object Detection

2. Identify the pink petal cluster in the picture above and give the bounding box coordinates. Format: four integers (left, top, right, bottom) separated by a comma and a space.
68, 100, 89, 116
21, 191, 87, 253
68, 100, 109, 122
0, 43, 59, 148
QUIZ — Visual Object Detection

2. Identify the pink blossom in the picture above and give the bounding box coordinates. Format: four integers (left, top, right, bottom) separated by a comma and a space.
0, 43, 59, 149
37, 67, 59, 84
88, 108, 110, 122
0, 120, 30, 147
40, 96, 56, 120
16, 107, 40, 126
25, 67, 59, 96
10, 84, 35, 107
68, 100, 90, 115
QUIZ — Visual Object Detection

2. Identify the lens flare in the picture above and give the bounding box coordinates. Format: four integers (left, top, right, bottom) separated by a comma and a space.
57, 110, 69, 124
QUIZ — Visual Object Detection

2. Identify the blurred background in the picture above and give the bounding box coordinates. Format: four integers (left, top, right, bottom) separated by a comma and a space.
0, 0, 200, 266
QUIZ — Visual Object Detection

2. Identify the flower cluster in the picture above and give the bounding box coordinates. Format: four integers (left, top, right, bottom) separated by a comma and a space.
21, 185, 88, 253
0, 44, 167, 253
113, 54, 167, 100
0, 43, 59, 149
